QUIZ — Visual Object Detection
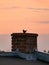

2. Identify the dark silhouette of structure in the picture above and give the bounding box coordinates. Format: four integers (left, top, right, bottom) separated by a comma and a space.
23, 29, 27, 33
11, 30, 38, 53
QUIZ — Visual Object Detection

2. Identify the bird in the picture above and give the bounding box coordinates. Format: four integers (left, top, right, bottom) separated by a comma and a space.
23, 29, 27, 33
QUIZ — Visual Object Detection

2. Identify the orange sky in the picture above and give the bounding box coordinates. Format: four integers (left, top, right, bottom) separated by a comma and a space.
0, 0, 49, 34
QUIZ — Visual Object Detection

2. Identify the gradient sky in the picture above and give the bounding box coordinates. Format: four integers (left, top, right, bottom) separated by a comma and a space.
0, 0, 49, 51
0, 0, 49, 34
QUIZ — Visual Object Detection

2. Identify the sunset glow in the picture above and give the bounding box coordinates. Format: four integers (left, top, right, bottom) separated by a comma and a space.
0, 0, 49, 51
0, 0, 49, 34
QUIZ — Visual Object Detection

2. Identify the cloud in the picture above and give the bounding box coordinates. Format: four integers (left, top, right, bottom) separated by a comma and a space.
39, 21, 49, 24
0, 6, 20, 9
35, 21, 49, 24
31, 21, 49, 24
27, 7, 49, 11
11, 6, 20, 9
0, 6, 49, 12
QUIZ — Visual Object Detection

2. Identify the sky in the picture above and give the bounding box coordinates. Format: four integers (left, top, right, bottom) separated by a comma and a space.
0, 0, 49, 51
0, 0, 49, 34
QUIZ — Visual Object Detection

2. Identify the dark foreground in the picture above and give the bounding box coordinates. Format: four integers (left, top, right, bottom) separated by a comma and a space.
0, 57, 49, 65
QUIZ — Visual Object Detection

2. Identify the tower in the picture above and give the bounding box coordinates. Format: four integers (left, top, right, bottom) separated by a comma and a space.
11, 30, 38, 53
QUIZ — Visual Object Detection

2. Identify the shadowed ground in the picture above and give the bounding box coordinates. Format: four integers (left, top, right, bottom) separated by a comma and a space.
0, 57, 49, 65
